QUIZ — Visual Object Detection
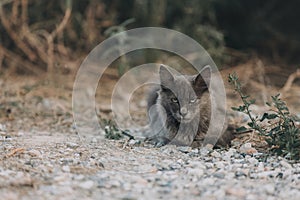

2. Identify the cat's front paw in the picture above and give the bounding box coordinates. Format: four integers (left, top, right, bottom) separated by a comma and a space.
145, 136, 170, 147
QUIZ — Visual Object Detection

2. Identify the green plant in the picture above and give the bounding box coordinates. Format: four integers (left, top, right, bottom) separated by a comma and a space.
228, 73, 300, 160
101, 119, 124, 140
100, 118, 134, 140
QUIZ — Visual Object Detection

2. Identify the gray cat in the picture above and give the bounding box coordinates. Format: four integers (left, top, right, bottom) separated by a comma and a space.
146, 65, 233, 147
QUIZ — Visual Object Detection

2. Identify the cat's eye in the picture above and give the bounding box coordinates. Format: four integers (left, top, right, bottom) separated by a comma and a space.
190, 98, 197, 103
171, 98, 178, 103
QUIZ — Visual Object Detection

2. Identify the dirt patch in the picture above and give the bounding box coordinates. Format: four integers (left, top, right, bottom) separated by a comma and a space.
0, 60, 300, 199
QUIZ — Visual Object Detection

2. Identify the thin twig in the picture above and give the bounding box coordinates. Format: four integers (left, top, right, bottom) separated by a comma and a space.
0, 50, 4, 69
0, 5, 37, 61
21, 0, 28, 24
0, 44, 43, 75
47, 6, 72, 73
281, 69, 300, 92
11, 0, 19, 24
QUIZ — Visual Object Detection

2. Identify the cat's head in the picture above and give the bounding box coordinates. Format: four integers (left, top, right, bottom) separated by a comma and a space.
158, 65, 211, 123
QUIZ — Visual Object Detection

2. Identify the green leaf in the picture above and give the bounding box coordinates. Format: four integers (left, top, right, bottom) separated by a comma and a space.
270, 126, 280, 132
231, 107, 240, 111
248, 122, 254, 128
228, 73, 300, 160
249, 99, 256, 104
260, 113, 278, 121
241, 95, 250, 99
240, 105, 246, 112
265, 138, 273, 146
236, 126, 248, 133
231, 105, 246, 112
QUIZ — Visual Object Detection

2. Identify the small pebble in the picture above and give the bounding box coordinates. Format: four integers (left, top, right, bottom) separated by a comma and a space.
0, 124, 6, 131
280, 160, 293, 169
211, 151, 221, 158
78, 180, 94, 190
66, 142, 79, 149
177, 146, 192, 153
27, 149, 42, 157
239, 143, 258, 154
62, 165, 70, 173
226, 187, 246, 198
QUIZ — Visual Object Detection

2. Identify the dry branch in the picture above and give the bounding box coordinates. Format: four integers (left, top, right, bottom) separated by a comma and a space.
47, 6, 72, 73
0, 4, 37, 61
281, 69, 300, 92
0, 0, 73, 74
21, 0, 28, 24
0, 44, 44, 75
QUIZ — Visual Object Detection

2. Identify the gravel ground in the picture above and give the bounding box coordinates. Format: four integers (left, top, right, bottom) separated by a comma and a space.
0, 73, 299, 200
0, 127, 299, 200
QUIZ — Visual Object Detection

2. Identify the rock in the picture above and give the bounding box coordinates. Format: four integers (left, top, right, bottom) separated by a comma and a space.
200, 146, 212, 156
239, 143, 258, 154
226, 187, 246, 198
211, 151, 221, 158
222, 155, 231, 162
91, 138, 98, 143
213, 172, 225, 179
109, 180, 121, 188
78, 180, 94, 190
187, 168, 204, 177
54, 174, 70, 183
191, 148, 199, 154
62, 165, 70, 173
213, 189, 226, 199
128, 139, 140, 146
27, 149, 42, 157
66, 142, 79, 149
74, 174, 85, 181
280, 160, 293, 169
0, 135, 12, 141
254, 171, 278, 179
188, 161, 206, 169
139, 100, 147, 107
263, 184, 275, 195
177, 146, 192, 153
10, 172, 33, 187
224, 148, 236, 158
0, 124, 7, 131
205, 163, 214, 169
246, 157, 258, 165
276, 172, 283, 179
235, 170, 247, 178
215, 161, 225, 169
1, 191, 18, 200
257, 162, 265, 172
17, 131, 25, 136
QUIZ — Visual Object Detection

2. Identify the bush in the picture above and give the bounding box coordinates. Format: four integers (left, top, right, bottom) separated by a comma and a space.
228, 73, 300, 160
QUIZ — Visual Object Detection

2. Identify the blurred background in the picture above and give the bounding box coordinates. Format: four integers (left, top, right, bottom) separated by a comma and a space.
1, 0, 300, 75
0, 0, 300, 125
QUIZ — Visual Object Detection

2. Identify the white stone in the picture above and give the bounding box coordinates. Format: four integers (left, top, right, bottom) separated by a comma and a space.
78, 180, 94, 189
62, 165, 70, 173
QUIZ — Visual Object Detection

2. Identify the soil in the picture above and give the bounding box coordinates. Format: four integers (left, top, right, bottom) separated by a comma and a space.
0, 60, 299, 199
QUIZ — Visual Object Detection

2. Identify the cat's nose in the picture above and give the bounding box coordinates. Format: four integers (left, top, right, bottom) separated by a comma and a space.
180, 107, 188, 116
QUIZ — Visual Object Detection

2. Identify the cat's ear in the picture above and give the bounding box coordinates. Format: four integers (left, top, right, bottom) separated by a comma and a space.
194, 65, 211, 92
159, 65, 174, 88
